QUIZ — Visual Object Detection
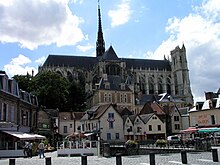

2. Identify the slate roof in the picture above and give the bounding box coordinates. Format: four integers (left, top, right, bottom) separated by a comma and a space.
98, 75, 131, 91
81, 103, 121, 121
42, 55, 98, 69
100, 46, 119, 61
42, 46, 171, 71
122, 58, 171, 71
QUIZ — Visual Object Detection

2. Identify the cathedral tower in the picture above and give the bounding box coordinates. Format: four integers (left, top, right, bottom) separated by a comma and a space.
96, 1, 105, 57
171, 44, 193, 104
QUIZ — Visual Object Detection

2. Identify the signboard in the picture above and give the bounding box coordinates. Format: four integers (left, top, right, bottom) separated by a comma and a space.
197, 114, 210, 125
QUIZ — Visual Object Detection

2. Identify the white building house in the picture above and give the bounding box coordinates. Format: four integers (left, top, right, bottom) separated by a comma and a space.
80, 103, 124, 141
59, 112, 85, 137
124, 113, 166, 141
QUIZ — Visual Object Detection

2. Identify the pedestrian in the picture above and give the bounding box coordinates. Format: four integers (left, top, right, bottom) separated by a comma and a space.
38, 141, 45, 158
23, 141, 29, 157
28, 141, 33, 158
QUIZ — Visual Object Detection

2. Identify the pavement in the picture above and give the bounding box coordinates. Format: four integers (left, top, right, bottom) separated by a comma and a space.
0, 147, 220, 165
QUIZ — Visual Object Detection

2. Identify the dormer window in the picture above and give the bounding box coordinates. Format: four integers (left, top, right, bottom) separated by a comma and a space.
105, 83, 110, 89
121, 84, 125, 90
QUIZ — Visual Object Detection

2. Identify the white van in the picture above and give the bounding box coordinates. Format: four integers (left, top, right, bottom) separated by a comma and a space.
167, 135, 181, 145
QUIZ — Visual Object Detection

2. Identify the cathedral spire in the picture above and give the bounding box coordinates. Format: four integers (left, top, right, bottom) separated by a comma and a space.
96, 0, 105, 57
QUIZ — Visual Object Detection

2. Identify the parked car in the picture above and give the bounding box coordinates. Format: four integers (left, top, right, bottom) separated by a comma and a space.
167, 135, 181, 146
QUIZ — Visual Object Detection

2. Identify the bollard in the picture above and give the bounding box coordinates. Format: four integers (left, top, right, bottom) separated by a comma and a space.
81, 155, 87, 165
9, 158, 15, 165
181, 150, 187, 164
45, 157, 52, 165
212, 149, 219, 162
116, 154, 122, 165
149, 152, 155, 165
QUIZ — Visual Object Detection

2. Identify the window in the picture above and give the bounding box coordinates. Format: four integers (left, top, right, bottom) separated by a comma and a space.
174, 124, 180, 130
174, 116, 179, 121
120, 94, 123, 103
64, 126, 67, 133
70, 124, 72, 128
124, 94, 127, 103
108, 113, 114, 118
157, 125, 161, 131
108, 113, 114, 129
105, 83, 110, 89
109, 121, 114, 129
11, 106, 15, 122
115, 133, 120, 140
121, 84, 125, 90
107, 133, 111, 140
104, 93, 107, 102
82, 124, 85, 131
108, 93, 112, 102
211, 115, 216, 125
3, 103, 7, 121
137, 127, 142, 133
149, 125, 152, 131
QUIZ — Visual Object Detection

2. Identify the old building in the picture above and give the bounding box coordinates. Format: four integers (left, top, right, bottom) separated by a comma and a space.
80, 103, 124, 141
0, 70, 39, 153
39, 3, 193, 110
124, 113, 166, 141
59, 111, 85, 137
189, 90, 220, 128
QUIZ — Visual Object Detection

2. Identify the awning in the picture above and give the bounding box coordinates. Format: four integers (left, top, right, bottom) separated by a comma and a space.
198, 127, 220, 133
180, 127, 199, 134
2, 131, 46, 140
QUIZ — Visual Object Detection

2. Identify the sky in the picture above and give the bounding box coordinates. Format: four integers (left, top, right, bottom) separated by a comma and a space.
0, 0, 220, 103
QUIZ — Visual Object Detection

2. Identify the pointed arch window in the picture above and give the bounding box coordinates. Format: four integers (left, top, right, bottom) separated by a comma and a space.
158, 78, 163, 94
148, 77, 154, 94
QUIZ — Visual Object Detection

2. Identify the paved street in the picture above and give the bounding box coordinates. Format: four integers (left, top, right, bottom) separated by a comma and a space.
0, 148, 220, 165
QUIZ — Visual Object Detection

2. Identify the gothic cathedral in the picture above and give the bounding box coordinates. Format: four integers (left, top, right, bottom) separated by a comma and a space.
39, 3, 193, 107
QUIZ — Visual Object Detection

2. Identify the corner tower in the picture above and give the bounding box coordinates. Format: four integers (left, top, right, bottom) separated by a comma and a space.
96, 1, 105, 57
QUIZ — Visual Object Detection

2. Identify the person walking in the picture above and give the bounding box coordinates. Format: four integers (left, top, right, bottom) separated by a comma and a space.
38, 141, 45, 158
23, 141, 29, 158
28, 141, 33, 158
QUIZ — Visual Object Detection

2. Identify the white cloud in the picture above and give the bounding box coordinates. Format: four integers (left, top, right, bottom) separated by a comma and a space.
35, 56, 46, 65
108, 0, 132, 27
76, 44, 94, 52
4, 54, 37, 77
0, 0, 85, 50
150, 0, 220, 102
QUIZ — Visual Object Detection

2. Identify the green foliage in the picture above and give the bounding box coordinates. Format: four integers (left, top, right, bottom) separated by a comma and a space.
125, 140, 138, 148
155, 139, 167, 147
65, 81, 86, 112
31, 71, 69, 110
13, 74, 32, 92
13, 71, 87, 112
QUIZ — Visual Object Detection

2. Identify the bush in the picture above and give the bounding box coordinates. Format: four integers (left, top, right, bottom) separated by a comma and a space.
125, 140, 138, 148
155, 139, 167, 147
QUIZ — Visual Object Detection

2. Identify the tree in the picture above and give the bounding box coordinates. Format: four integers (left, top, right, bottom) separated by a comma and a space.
13, 73, 32, 92
65, 81, 86, 112
31, 71, 69, 110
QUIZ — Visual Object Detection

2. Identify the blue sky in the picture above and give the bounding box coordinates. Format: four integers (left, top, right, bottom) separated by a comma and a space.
0, 0, 220, 102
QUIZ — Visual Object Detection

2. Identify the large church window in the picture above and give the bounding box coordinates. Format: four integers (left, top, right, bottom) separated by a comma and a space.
56, 71, 62, 76
148, 77, 154, 94
166, 78, 171, 94
106, 64, 120, 75
158, 78, 163, 94
174, 74, 178, 95
67, 71, 73, 82
140, 76, 146, 94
